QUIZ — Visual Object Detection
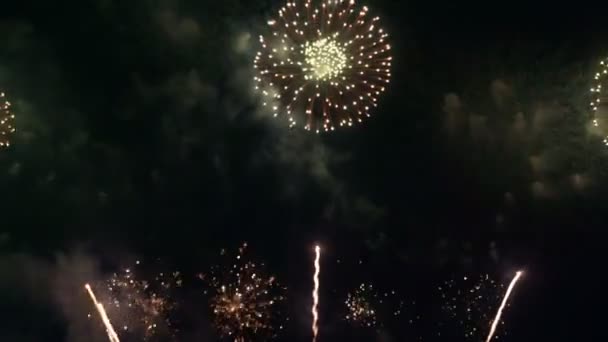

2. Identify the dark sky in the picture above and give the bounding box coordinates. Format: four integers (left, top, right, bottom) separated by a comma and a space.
0, 0, 605, 341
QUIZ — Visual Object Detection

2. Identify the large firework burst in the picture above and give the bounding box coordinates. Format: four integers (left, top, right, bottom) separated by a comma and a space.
254, 0, 392, 132
89, 260, 182, 341
200, 243, 286, 341
0, 91, 15, 148
591, 58, 608, 146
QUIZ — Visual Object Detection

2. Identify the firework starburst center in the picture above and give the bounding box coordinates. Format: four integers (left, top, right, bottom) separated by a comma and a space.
304, 37, 348, 81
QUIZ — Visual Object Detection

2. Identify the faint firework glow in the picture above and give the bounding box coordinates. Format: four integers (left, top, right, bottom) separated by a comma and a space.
485, 271, 523, 342
85, 284, 121, 342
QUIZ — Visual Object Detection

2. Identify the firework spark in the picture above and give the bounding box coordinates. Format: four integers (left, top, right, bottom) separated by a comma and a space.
312, 245, 320, 342
254, 0, 392, 132
485, 271, 523, 342
0, 92, 15, 148
439, 274, 508, 340
591, 58, 608, 146
345, 283, 377, 328
85, 284, 121, 342
344, 282, 403, 328
201, 243, 286, 341
92, 261, 181, 340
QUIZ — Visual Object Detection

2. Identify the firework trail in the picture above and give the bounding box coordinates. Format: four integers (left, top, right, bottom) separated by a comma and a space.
485, 271, 523, 342
312, 245, 321, 342
85, 284, 120, 342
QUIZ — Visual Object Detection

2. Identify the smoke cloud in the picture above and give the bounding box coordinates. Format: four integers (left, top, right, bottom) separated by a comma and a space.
442, 73, 601, 203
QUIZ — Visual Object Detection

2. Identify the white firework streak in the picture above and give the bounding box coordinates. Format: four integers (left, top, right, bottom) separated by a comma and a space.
485, 271, 523, 342
85, 284, 120, 342
312, 245, 321, 342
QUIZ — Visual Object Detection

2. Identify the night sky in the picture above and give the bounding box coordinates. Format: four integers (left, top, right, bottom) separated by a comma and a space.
0, 1, 604, 341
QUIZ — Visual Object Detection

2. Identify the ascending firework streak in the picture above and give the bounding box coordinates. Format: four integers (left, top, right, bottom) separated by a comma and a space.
485, 271, 523, 342
85, 284, 120, 342
312, 245, 321, 342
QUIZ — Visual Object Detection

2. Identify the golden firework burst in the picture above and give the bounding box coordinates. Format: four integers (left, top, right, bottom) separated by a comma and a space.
254, 0, 392, 132
201, 243, 286, 341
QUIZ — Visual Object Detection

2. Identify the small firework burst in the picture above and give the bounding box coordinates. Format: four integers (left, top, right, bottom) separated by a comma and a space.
591, 57, 608, 146
345, 283, 377, 327
439, 274, 508, 340
90, 260, 182, 341
0, 91, 15, 148
200, 243, 286, 341
254, 0, 392, 132
344, 282, 403, 328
